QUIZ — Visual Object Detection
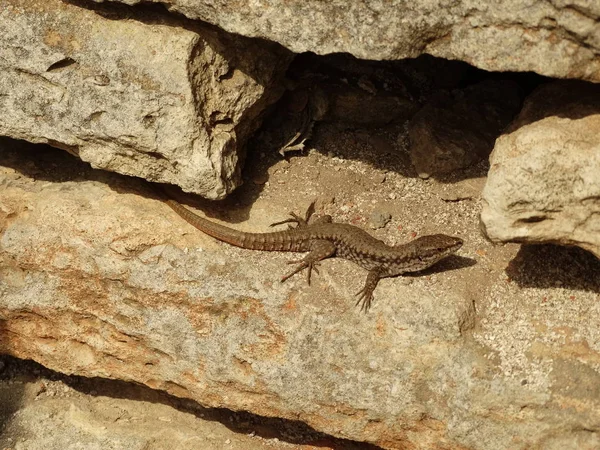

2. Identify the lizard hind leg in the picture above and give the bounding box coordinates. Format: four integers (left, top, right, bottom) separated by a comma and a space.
355, 268, 383, 313
269, 201, 317, 229
269, 212, 307, 229
280, 240, 335, 285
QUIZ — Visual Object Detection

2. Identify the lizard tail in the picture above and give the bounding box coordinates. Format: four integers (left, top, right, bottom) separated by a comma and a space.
152, 183, 304, 251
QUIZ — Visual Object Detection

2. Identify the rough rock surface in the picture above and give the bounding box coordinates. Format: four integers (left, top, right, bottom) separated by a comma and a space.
2, 138, 600, 449
408, 80, 522, 178
0, 356, 367, 450
480, 81, 600, 258
99, 0, 600, 82
0, 0, 289, 199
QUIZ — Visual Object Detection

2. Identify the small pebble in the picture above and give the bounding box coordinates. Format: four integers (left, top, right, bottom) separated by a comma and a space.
369, 211, 392, 229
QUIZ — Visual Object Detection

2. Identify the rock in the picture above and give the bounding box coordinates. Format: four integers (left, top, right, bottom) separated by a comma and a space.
0, 139, 469, 448
408, 80, 522, 178
2, 140, 600, 449
97, 0, 600, 83
324, 84, 418, 127
0, 0, 289, 199
481, 81, 600, 258
439, 177, 487, 202
0, 356, 322, 450
368, 210, 392, 230
506, 80, 600, 131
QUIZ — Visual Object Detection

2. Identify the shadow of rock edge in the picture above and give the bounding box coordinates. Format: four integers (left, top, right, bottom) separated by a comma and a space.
0, 354, 381, 449
505, 244, 600, 294
0, 354, 26, 435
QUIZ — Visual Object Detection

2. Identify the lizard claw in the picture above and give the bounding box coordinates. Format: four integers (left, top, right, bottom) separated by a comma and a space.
281, 260, 320, 285
281, 261, 306, 283
306, 261, 320, 284
270, 203, 315, 228
279, 240, 334, 286
304, 201, 316, 223
355, 288, 374, 313
354, 269, 381, 313
270, 212, 307, 228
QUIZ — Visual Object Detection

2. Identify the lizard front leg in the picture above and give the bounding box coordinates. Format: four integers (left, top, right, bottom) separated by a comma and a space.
281, 240, 336, 285
355, 268, 383, 313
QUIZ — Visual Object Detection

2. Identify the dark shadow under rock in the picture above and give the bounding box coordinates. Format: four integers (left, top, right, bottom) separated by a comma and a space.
505, 244, 600, 293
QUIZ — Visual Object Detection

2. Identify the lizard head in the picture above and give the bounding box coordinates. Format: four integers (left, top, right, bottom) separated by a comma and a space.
405, 234, 463, 271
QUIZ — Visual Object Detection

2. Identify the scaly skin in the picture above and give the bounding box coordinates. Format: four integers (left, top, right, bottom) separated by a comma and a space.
161, 196, 463, 312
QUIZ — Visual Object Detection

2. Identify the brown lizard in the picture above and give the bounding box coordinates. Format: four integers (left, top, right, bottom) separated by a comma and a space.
159, 193, 463, 312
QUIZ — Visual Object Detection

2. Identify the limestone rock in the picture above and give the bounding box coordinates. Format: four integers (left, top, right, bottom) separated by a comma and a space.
409, 80, 522, 178
2, 139, 600, 449
97, 0, 600, 82
0, 140, 474, 448
0, 362, 294, 450
0, 0, 289, 199
324, 84, 418, 127
481, 81, 600, 258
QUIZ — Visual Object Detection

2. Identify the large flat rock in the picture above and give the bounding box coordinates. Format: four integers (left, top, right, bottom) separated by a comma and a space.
1, 138, 600, 449
100, 0, 600, 82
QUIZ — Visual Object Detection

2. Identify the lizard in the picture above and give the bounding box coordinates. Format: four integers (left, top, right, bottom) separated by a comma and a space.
158, 191, 463, 312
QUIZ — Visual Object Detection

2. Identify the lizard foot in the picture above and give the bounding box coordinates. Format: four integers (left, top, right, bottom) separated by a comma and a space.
280, 239, 335, 285
281, 260, 321, 285
355, 287, 374, 313
270, 202, 315, 229
355, 269, 382, 313
270, 212, 307, 228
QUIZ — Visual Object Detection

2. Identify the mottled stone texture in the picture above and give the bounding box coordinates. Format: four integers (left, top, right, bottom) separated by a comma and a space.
0, 0, 289, 198
99, 0, 600, 82
2, 140, 600, 449
481, 81, 600, 258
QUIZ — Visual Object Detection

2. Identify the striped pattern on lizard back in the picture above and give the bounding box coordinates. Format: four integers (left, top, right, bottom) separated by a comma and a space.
160, 194, 463, 312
